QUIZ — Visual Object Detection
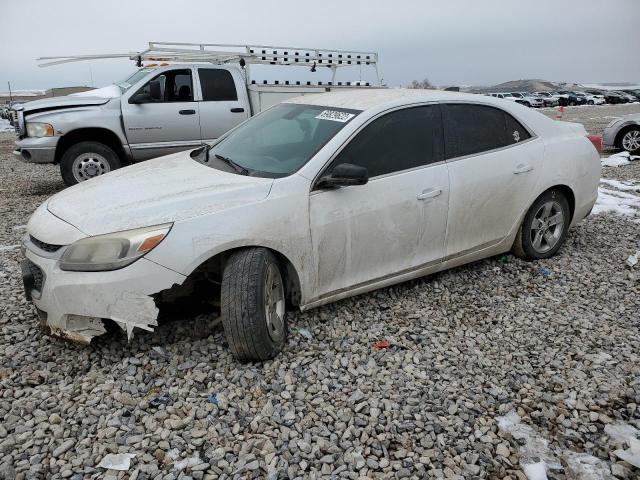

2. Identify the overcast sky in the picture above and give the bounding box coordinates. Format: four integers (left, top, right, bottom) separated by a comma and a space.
1, 0, 638, 91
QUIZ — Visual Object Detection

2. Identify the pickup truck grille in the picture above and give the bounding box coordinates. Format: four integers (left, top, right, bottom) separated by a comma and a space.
10, 110, 22, 136
30, 235, 63, 253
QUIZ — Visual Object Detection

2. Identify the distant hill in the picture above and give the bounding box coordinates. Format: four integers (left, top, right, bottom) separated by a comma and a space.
0, 86, 93, 102
467, 79, 583, 94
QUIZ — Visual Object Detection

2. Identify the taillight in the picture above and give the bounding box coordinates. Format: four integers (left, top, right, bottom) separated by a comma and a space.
586, 134, 602, 153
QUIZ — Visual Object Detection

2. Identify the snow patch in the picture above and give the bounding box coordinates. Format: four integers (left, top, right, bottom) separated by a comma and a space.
563, 452, 612, 480
602, 151, 640, 167
593, 186, 640, 217
600, 179, 640, 192
497, 411, 561, 480
0, 118, 13, 132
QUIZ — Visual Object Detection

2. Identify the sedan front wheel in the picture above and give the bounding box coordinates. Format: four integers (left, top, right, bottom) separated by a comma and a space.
513, 189, 570, 260
221, 248, 287, 361
620, 127, 640, 154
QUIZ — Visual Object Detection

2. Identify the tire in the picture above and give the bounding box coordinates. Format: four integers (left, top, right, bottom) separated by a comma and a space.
513, 189, 571, 261
618, 127, 640, 154
60, 141, 121, 186
588, 100, 594, 105
221, 248, 287, 361
524, 102, 531, 108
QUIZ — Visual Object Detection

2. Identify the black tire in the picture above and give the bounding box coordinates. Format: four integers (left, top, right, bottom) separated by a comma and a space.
221, 248, 287, 362
617, 126, 640, 154
513, 189, 571, 261
60, 141, 121, 186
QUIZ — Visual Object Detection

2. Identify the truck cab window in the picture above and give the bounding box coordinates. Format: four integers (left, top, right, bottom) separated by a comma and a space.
134, 69, 193, 103
198, 69, 238, 101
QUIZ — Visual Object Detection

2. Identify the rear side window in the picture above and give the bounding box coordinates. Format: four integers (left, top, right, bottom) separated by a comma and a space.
332, 105, 443, 178
443, 104, 531, 158
505, 112, 531, 144
199, 69, 238, 101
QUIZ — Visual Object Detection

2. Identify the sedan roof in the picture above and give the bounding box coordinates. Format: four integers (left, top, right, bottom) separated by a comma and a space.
285, 88, 501, 111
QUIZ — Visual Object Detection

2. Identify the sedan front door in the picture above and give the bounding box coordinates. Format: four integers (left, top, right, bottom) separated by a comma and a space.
309, 105, 450, 299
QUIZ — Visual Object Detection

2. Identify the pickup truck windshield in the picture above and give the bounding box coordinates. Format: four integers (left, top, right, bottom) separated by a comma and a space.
206, 103, 361, 178
116, 68, 154, 92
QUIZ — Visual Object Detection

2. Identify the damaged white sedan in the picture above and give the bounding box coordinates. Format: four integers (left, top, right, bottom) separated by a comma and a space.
22, 89, 600, 360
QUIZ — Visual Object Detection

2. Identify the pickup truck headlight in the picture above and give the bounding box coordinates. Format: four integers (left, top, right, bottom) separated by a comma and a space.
59, 223, 172, 272
26, 122, 54, 137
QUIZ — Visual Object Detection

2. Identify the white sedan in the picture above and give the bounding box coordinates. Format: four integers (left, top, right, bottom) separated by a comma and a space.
22, 89, 600, 360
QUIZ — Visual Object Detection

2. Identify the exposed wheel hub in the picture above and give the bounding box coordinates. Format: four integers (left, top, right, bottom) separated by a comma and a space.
264, 264, 285, 343
72, 153, 110, 182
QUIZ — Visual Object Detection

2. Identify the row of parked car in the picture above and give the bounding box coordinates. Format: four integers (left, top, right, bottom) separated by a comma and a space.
486, 89, 640, 108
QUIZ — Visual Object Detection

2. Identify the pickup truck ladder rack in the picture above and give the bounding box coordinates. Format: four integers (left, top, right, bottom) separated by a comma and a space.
37, 41, 381, 86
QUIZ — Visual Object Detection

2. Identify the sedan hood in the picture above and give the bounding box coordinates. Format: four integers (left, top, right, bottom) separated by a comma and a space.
47, 152, 274, 235
15, 95, 112, 113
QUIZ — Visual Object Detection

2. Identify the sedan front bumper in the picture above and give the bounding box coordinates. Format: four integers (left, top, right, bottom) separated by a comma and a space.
22, 243, 186, 344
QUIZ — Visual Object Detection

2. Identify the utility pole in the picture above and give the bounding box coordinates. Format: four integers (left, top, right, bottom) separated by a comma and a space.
8, 81, 13, 104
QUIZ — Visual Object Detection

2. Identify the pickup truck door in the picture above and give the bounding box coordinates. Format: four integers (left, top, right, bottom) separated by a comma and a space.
196, 67, 250, 143
309, 105, 449, 299
121, 68, 202, 161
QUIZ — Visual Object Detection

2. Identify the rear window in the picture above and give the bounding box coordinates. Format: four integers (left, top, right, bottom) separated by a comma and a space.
199, 69, 238, 101
443, 104, 531, 158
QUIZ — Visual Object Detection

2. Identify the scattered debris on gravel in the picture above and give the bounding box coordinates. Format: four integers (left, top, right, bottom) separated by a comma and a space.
1, 107, 639, 480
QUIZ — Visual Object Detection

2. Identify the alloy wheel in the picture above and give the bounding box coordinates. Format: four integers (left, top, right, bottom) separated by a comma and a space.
530, 201, 564, 254
622, 130, 640, 152
263, 263, 285, 343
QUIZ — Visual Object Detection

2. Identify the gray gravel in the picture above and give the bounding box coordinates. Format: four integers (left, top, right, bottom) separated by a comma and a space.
0, 114, 639, 480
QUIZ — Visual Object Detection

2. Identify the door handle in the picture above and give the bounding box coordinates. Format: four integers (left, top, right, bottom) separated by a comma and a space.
513, 163, 533, 174
230, 107, 245, 113
179, 109, 196, 115
417, 188, 442, 201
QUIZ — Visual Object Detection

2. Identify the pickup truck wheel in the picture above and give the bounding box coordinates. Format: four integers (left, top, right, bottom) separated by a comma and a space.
512, 189, 570, 261
60, 141, 121, 186
221, 248, 287, 362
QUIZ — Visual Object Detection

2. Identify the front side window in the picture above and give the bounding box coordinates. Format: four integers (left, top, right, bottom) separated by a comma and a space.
443, 104, 532, 158
198, 69, 238, 101
329, 105, 444, 178
133, 69, 193, 103
205, 103, 360, 178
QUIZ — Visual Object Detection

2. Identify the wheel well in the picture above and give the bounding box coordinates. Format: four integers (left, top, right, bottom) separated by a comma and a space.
614, 124, 640, 148
546, 185, 575, 222
54, 128, 127, 165
156, 247, 303, 311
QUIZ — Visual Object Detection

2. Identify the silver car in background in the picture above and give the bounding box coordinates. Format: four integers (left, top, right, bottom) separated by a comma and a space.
603, 114, 640, 154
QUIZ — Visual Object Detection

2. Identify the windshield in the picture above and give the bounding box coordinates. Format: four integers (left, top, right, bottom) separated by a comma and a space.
115, 68, 154, 92
204, 103, 361, 178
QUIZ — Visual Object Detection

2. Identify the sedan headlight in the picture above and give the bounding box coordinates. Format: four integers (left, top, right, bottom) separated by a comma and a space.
59, 223, 172, 272
26, 122, 54, 137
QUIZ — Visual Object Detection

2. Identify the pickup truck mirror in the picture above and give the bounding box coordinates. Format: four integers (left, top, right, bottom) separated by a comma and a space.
316, 163, 368, 189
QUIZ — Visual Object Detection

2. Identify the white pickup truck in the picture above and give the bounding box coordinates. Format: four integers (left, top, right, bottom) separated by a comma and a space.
12, 42, 380, 185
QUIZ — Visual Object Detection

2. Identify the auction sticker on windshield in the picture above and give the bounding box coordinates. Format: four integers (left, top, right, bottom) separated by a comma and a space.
315, 110, 356, 123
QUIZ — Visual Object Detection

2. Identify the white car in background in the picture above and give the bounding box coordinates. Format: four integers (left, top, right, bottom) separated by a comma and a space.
575, 92, 605, 105
22, 90, 600, 360
505, 92, 544, 108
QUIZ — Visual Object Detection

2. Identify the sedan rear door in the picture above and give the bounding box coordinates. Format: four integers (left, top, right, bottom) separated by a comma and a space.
442, 103, 544, 258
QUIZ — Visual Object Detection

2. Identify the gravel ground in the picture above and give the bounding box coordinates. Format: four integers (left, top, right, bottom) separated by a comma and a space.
1, 104, 639, 480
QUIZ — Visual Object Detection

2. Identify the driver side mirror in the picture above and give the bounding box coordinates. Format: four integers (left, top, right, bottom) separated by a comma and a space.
316, 163, 369, 189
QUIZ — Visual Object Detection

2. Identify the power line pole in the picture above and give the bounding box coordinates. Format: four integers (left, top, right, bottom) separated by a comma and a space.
8, 81, 12, 104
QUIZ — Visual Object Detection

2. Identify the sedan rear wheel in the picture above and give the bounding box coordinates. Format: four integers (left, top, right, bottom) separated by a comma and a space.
620, 128, 640, 154
221, 248, 287, 361
513, 189, 570, 260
